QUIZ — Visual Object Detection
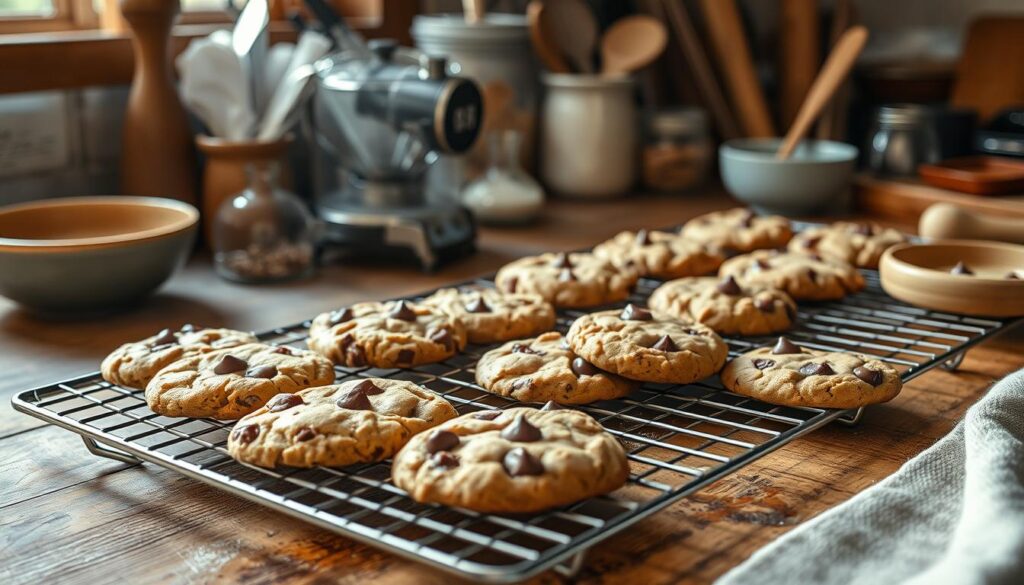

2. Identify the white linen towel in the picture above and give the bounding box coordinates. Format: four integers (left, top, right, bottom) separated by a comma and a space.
718, 367, 1024, 585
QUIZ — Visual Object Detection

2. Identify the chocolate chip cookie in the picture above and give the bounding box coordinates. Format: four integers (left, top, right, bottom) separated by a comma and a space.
592, 229, 725, 279
145, 343, 335, 419
391, 406, 629, 513
494, 252, 639, 308
101, 325, 258, 390
718, 250, 865, 301
649, 276, 797, 336
475, 332, 635, 404
307, 300, 467, 368
680, 207, 793, 253
227, 378, 458, 468
422, 287, 556, 344
788, 221, 908, 268
566, 304, 729, 383
720, 336, 902, 408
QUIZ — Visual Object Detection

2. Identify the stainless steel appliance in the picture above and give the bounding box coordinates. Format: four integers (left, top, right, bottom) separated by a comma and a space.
307, 19, 483, 270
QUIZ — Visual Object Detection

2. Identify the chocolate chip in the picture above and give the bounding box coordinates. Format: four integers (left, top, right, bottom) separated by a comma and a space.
512, 343, 544, 355
246, 365, 278, 379
389, 300, 418, 322
651, 335, 677, 352
511, 378, 532, 391
473, 410, 502, 420
1007, 271, 1021, 280
335, 388, 373, 410
716, 275, 742, 295
799, 362, 835, 376
346, 345, 368, 367
571, 357, 600, 376
151, 328, 178, 346
396, 349, 415, 364
951, 261, 973, 275
465, 296, 491, 313
853, 366, 883, 386
753, 358, 775, 369
551, 252, 573, 268
771, 337, 803, 355
500, 415, 542, 442
558, 268, 576, 282
294, 427, 316, 442
272, 346, 293, 355
234, 395, 261, 408
620, 304, 653, 321
425, 430, 460, 454
431, 451, 460, 468
352, 379, 385, 395
504, 276, 518, 293
802, 236, 821, 249
213, 354, 248, 375
231, 424, 259, 444
635, 229, 651, 245
541, 400, 564, 411
754, 297, 775, 312
267, 393, 303, 412
853, 223, 874, 236
806, 268, 817, 281
755, 258, 772, 270
503, 447, 544, 476
429, 328, 455, 352
329, 307, 354, 325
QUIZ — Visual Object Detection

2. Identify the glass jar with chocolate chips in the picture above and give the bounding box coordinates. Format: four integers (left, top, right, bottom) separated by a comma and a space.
212, 162, 316, 283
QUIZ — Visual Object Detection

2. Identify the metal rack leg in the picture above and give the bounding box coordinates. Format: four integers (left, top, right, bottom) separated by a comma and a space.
837, 407, 865, 426
942, 351, 966, 371
81, 437, 142, 465
553, 551, 588, 579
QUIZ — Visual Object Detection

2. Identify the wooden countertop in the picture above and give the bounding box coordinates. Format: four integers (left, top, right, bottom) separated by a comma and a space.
1, 193, 1021, 584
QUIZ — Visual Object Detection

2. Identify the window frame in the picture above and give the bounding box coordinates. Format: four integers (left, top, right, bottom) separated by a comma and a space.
0, 0, 98, 34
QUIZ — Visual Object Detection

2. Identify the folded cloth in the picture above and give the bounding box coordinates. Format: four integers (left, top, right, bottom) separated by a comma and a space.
718, 367, 1024, 585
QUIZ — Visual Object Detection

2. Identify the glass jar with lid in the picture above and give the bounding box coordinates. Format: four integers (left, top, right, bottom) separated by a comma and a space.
642, 108, 713, 193
212, 162, 316, 283
865, 104, 941, 177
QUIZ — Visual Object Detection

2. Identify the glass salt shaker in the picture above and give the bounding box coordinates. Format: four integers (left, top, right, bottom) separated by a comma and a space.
461, 129, 544, 224
212, 162, 316, 283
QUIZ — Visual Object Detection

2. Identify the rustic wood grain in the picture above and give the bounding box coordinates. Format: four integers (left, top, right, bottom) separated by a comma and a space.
1, 193, 1021, 584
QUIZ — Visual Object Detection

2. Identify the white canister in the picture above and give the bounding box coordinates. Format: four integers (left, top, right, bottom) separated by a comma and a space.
540, 73, 637, 199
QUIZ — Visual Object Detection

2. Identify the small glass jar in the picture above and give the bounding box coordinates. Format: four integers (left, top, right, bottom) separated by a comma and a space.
865, 104, 941, 177
642, 108, 712, 193
461, 130, 544, 224
213, 162, 316, 283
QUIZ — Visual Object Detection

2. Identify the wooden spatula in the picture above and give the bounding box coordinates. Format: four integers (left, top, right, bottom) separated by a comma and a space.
777, 25, 869, 160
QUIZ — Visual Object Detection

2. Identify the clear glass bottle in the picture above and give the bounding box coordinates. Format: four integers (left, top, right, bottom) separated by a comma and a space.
461, 130, 544, 224
865, 104, 941, 177
213, 162, 316, 283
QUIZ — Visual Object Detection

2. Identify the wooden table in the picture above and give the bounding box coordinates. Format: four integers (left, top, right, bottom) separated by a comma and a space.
1, 193, 1021, 584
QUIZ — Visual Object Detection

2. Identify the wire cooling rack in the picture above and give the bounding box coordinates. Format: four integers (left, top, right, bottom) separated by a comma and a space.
13, 266, 1016, 583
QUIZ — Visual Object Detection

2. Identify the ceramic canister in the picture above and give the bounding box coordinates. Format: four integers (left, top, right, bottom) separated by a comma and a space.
540, 73, 637, 199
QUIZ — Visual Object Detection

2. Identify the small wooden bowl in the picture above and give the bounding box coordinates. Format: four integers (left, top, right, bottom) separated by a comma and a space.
879, 240, 1024, 317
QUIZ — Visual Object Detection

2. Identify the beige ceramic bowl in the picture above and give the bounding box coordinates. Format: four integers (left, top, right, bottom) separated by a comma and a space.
0, 196, 198, 313
879, 240, 1024, 317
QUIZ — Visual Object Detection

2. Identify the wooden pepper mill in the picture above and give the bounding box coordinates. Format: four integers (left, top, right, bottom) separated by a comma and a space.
119, 0, 197, 206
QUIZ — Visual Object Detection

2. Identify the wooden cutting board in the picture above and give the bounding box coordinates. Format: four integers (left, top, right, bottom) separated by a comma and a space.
853, 173, 1024, 222
951, 16, 1024, 122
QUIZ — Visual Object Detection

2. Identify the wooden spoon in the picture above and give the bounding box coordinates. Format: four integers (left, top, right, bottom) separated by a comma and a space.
461, 0, 485, 24
526, 1, 571, 74
777, 25, 869, 160
601, 15, 668, 76
543, 0, 597, 73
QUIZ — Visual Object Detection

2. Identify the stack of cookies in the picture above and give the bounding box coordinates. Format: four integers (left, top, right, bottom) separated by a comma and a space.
97, 207, 907, 515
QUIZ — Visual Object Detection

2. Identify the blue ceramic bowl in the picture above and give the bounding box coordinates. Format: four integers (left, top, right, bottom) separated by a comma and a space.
719, 138, 859, 216
0, 196, 198, 313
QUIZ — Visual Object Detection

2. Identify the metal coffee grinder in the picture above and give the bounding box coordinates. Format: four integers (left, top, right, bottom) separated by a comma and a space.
309, 35, 483, 270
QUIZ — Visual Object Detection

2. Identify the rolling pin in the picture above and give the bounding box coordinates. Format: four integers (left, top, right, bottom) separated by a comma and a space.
918, 203, 1024, 244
